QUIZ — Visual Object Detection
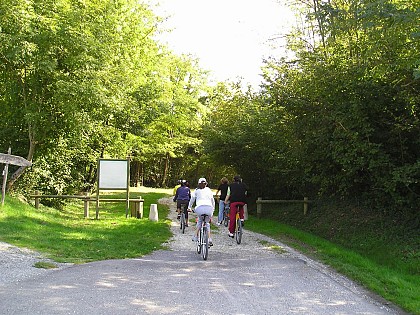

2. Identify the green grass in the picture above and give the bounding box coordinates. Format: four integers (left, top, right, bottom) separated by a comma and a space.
258, 240, 287, 254
0, 191, 172, 264
245, 208, 420, 315
34, 261, 58, 269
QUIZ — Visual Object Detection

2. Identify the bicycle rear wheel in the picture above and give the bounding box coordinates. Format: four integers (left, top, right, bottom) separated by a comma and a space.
235, 218, 242, 244
196, 228, 202, 254
180, 212, 186, 233
223, 207, 229, 227
202, 227, 209, 260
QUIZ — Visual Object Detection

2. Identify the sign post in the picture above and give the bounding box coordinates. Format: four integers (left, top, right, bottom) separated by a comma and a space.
0, 148, 32, 206
96, 158, 130, 219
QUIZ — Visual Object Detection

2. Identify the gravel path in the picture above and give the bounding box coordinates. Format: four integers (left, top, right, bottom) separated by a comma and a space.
0, 197, 406, 314
0, 241, 72, 286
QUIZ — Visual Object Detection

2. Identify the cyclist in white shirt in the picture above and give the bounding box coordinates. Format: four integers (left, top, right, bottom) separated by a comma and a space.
188, 177, 215, 246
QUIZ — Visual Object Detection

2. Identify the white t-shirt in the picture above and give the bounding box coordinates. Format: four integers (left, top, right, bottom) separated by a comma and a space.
189, 187, 215, 209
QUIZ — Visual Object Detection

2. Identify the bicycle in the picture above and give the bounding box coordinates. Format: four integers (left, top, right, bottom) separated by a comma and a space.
196, 213, 210, 260
179, 201, 188, 234
234, 204, 244, 244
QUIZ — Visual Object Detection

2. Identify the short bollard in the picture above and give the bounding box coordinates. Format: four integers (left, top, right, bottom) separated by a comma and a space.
149, 204, 158, 221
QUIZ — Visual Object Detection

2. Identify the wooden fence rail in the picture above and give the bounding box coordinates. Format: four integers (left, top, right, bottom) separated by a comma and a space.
29, 190, 143, 219
256, 197, 311, 217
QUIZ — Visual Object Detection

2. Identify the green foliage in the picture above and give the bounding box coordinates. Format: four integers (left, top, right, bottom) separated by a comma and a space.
202, 82, 291, 196
0, 0, 211, 194
203, 0, 419, 216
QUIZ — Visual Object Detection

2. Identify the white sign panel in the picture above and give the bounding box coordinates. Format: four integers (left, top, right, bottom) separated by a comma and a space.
98, 159, 128, 189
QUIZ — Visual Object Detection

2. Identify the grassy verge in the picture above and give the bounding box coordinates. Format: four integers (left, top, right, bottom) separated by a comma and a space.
0, 191, 172, 264
245, 205, 419, 315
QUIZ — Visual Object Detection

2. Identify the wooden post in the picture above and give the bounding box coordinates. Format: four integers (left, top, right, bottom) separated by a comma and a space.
35, 190, 40, 209
84, 192, 90, 218
244, 203, 248, 220
125, 186, 129, 219
257, 197, 262, 218
129, 197, 143, 219
303, 197, 308, 215
95, 189, 99, 219
1, 148, 11, 206
138, 197, 143, 219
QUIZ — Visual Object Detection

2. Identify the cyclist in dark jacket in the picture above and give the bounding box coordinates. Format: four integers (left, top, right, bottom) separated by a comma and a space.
224, 175, 248, 238
173, 180, 191, 225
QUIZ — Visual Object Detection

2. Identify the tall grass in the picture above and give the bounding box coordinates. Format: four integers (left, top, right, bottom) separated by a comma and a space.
0, 192, 171, 263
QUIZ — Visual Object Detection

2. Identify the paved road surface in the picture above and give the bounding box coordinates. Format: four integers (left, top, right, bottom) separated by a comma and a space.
0, 198, 406, 314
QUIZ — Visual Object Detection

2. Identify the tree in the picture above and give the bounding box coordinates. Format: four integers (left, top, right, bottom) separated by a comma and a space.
262, 0, 420, 210
0, 0, 169, 193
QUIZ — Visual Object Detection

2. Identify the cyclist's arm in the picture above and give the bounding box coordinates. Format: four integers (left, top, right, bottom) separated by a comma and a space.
244, 183, 249, 199
188, 190, 196, 210
224, 187, 230, 203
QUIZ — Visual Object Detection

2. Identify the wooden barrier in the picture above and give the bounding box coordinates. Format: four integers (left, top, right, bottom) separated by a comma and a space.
30, 191, 144, 219
130, 197, 143, 219
256, 197, 311, 218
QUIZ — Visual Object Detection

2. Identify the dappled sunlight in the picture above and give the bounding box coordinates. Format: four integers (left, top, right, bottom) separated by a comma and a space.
131, 299, 183, 314
96, 281, 116, 288
290, 292, 354, 311
49, 285, 77, 289
131, 186, 173, 195
170, 273, 189, 278
240, 282, 256, 287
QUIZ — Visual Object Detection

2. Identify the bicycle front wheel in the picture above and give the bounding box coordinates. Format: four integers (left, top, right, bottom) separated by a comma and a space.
235, 218, 242, 244
201, 227, 209, 260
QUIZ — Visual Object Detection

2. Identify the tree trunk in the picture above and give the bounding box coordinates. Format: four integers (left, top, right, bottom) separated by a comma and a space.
161, 153, 170, 187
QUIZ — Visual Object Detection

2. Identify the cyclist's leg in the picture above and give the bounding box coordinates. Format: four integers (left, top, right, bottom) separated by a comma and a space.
181, 202, 189, 225
205, 215, 213, 246
218, 199, 224, 223
238, 202, 245, 220
194, 205, 210, 238
228, 202, 238, 234
176, 200, 182, 218
192, 206, 204, 241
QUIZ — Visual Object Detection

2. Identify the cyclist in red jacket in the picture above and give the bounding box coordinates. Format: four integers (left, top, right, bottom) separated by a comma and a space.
224, 175, 248, 238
